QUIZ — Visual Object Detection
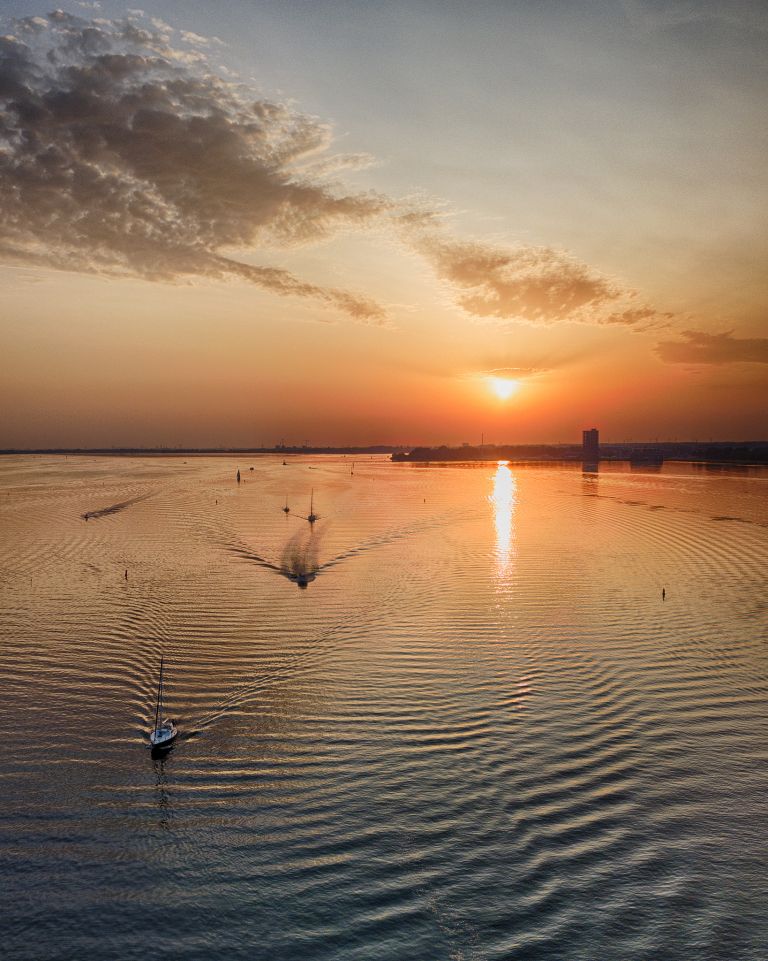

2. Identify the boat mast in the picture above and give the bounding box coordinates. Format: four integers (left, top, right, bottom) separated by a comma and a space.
154, 655, 164, 730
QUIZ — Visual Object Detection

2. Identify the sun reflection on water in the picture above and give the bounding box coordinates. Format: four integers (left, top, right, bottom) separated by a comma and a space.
492, 461, 516, 577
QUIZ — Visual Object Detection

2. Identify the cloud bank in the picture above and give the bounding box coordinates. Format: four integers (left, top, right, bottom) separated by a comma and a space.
0, 10, 728, 342
656, 330, 768, 365
0, 11, 387, 321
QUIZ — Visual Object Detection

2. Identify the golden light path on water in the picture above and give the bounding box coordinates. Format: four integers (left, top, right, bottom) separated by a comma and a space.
492, 460, 516, 578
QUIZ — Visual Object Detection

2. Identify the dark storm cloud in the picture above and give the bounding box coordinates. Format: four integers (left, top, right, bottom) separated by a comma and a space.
0, 12, 387, 321
656, 329, 768, 364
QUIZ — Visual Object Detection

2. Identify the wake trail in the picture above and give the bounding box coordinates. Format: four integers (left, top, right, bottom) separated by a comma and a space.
82, 493, 152, 521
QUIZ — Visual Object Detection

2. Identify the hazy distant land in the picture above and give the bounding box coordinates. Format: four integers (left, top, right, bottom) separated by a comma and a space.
1, 441, 767, 465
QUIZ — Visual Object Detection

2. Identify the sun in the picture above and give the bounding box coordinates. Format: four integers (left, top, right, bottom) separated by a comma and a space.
488, 376, 521, 400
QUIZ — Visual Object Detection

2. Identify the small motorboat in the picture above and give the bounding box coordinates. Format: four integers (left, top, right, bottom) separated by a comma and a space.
149, 654, 178, 750
288, 571, 316, 588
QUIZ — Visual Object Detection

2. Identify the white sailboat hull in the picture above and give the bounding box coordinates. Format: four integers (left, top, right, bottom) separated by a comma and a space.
149, 723, 178, 748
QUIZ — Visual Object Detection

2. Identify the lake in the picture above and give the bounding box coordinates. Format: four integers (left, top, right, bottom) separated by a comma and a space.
1, 455, 767, 960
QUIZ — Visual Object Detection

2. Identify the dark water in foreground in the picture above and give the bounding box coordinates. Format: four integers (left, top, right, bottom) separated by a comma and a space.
1, 455, 767, 961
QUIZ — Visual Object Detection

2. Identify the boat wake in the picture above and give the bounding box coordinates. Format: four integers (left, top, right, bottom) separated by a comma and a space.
185, 602, 384, 737
281, 529, 320, 585
82, 493, 151, 521
319, 506, 478, 571
223, 504, 478, 587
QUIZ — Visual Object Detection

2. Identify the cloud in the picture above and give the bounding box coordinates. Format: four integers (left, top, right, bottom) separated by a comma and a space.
603, 305, 674, 330
0, 11, 387, 322
655, 329, 768, 364
623, 0, 768, 34
180, 30, 214, 47
0, 10, 697, 335
481, 366, 545, 379
403, 227, 664, 327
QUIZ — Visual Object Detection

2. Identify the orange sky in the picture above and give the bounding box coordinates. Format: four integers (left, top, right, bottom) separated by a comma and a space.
1, 3, 766, 446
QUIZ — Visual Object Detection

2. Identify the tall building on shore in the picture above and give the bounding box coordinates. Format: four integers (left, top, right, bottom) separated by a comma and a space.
582, 428, 599, 461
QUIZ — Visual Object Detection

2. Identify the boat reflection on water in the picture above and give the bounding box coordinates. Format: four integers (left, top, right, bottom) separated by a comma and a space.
150, 740, 176, 760
152, 756, 173, 830
582, 462, 599, 498
492, 460, 517, 579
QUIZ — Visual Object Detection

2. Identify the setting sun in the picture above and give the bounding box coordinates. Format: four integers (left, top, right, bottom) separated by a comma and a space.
488, 377, 521, 401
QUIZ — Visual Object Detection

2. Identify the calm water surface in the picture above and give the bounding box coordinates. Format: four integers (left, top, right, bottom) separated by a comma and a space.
1, 455, 767, 960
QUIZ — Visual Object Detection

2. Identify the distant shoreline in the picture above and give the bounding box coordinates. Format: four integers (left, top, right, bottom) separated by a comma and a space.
392, 442, 768, 466
0, 446, 400, 456
1, 441, 767, 466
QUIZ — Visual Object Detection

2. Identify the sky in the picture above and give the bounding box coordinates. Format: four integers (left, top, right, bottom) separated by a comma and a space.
1, 0, 766, 447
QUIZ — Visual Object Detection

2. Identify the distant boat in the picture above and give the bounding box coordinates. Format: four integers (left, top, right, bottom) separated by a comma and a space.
282, 460, 287, 466
149, 655, 177, 750
282, 496, 290, 514
307, 488, 318, 524
351, 461, 354, 476
288, 571, 316, 588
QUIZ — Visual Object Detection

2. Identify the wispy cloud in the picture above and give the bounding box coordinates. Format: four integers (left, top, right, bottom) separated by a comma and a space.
179, 30, 223, 48
623, 0, 768, 34
0, 11, 387, 322
655, 329, 768, 364
483, 366, 544, 378
603, 305, 674, 330
403, 227, 669, 328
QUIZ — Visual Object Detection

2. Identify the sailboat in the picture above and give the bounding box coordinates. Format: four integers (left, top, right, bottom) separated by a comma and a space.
307, 488, 318, 524
149, 655, 177, 749
282, 496, 290, 514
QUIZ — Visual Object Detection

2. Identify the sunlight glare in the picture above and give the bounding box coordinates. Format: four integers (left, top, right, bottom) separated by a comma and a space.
492, 462, 516, 576
488, 376, 521, 401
